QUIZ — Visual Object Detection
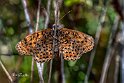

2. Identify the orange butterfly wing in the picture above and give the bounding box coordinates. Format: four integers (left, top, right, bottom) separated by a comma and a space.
59, 28, 94, 61
16, 28, 94, 62
16, 28, 53, 62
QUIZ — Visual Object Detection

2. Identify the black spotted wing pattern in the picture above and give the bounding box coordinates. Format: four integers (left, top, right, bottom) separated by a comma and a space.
16, 29, 53, 62
16, 28, 94, 62
59, 28, 94, 61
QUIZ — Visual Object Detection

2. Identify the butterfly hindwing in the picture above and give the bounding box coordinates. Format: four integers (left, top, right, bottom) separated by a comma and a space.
59, 28, 94, 61
32, 36, 53, 62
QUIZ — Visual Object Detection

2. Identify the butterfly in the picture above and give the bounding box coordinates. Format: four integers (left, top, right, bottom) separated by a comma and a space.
16, 28, 94, 63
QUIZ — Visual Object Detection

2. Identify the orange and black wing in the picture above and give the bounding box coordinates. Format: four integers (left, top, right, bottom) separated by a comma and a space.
59, 28, 94, 61
16, 28, 53, 62
16, 28, 94, 62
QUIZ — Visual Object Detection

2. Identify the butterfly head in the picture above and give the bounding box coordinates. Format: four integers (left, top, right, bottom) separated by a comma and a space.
52, 24, 64, 29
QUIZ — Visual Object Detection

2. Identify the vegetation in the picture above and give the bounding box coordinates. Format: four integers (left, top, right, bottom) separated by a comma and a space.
0, 0, 123, 83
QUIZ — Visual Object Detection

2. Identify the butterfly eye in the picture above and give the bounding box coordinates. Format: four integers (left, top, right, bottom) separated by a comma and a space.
52, 24, 60, 29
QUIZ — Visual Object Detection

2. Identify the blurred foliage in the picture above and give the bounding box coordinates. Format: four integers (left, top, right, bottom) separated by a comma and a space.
64, 0, 93, 7
0, 0, 117, 83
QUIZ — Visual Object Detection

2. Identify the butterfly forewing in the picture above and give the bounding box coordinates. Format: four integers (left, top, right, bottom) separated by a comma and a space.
16, 28, 54, 62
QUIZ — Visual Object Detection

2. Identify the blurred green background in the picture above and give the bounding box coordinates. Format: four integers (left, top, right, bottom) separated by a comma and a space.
0, 0, 118, 83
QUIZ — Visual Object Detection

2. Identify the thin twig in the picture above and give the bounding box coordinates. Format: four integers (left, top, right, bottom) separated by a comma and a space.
99, 16, 119, 83
44, 0, 52, 82
35, 0, 45, 83
0, 59, 13, 82
21, 0, 33, 34
44, 0, 52, 29
114, 55, 120, 83
36, 63, 44, 83
31, 58, 35, 83
48, 59, 53, 83
55, 0, 65, 83
84, 7, 107, 83
48, 0, 61, 83
35, 0, 41, 31
54, 0, 60, 25
21, 0, 34, 83
60, 53, 65, 83
119, 21, 124, 83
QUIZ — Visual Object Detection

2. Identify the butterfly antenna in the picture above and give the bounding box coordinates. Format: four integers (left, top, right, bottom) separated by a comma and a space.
59, 10, 72, 21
